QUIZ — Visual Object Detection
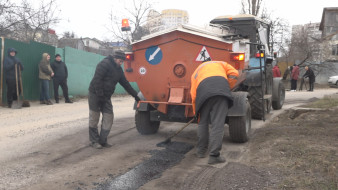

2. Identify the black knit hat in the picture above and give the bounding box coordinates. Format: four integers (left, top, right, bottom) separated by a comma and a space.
55, 54, 61, 58
113, 50, 126, 60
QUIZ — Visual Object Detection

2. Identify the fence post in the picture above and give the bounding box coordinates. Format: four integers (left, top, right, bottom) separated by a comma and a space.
0, 37, 4, 105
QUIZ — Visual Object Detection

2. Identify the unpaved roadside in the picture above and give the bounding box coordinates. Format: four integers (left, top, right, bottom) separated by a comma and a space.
0, 97, 153, 190
139, 89, 338, 190
0, 89, 337, 190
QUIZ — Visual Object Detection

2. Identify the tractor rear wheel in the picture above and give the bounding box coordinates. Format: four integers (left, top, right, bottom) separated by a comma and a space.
229, 101, 251, 143
135, 110, 160, 135
272, 80, 285, 110
248, 73, 273, 119
248, 85, 265, 119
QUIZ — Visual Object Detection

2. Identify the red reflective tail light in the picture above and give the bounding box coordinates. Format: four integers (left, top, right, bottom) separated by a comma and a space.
255, 52, 264, 58
230, 52, 245, 70
230, 53, 245, 61
125, 53, 134, 61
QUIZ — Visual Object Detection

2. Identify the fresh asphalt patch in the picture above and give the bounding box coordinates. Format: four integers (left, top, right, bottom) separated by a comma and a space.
96, 141, 194, 190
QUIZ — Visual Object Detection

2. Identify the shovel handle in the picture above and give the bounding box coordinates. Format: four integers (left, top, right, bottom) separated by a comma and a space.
15, 64, 20, 102
19, 68, 24, 99
168, 118, 195, 139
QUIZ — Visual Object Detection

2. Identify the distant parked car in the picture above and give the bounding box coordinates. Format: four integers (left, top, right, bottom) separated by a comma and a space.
328, 75, 338, 87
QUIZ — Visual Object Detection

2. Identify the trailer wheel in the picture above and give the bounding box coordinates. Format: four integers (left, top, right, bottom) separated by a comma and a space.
135, 110, 160, 135
229, 101, 251, 143
272, 80, 285, 110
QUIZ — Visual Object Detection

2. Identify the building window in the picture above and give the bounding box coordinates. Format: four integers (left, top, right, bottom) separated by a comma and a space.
332, 44, 338, 56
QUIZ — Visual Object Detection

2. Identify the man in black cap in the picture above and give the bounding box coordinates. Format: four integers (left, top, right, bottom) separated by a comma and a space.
4, 48, 24, 108
88, 50, 140, 149
51, 54, 72, 103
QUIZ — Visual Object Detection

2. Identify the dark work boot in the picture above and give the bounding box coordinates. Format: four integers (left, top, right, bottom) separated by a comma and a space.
46, 100, 53, 105
90, 142, 103, 149
208, 155, 226, 165
100, 143, 113, 148
65, 99, 73, 103
8, 102, 12, 108
55, 99, 59, 103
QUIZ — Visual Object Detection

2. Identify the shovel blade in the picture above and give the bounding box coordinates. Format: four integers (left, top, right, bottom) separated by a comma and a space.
11, 100, 22, 109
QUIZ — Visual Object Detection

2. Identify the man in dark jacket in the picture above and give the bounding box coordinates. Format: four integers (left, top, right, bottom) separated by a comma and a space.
291, 64, 299, 91
303, 66, 315, 91
4, 48, 23, 108
51, 54, 72, 103
88, 50, 140, 149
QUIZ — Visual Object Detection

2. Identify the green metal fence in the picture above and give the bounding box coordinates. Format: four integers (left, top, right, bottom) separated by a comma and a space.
55, 47, 139, 97
1, 38, 139, 105
0, 38, 55, 104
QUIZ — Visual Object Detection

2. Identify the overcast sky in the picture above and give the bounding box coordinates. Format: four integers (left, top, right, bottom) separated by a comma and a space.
52, 0, 337, 40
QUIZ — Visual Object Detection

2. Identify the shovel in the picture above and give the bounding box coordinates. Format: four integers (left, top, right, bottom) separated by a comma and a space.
19, 68, 30, 107
12, 64, 22, 109
157, 118, 195, 147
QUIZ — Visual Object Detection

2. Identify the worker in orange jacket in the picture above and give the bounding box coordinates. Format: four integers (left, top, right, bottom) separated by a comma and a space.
190, 61, 238, 165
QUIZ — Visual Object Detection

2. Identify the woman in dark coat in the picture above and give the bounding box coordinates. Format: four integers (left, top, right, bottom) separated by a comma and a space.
303, 66, 315, 91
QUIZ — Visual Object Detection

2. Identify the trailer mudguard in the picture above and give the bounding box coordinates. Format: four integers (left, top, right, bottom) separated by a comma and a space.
228, 91, 249, 117
133, 92, 150, 111
272, 78, 282, 101
243, 71, 264, 87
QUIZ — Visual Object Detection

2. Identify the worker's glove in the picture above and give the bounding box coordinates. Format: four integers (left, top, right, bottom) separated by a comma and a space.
134, 96, 141, 103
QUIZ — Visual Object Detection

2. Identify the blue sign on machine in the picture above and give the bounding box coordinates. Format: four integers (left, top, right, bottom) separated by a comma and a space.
145, 46, 162, 65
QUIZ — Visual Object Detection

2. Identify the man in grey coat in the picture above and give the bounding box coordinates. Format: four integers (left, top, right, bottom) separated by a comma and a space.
88, 50, 140, 149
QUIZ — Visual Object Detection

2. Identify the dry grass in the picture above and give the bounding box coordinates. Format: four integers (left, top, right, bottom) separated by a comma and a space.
245, 106, 338, 189
306, 96, 338, 109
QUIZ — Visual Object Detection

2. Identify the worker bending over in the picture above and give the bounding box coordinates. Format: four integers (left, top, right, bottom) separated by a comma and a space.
190, 61, 238, 164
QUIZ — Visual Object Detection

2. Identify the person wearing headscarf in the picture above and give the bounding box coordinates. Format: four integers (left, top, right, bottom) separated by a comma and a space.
38, 53, 54, 105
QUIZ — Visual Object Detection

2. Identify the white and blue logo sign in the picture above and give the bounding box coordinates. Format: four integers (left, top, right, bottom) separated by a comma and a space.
145, 46, 162, 65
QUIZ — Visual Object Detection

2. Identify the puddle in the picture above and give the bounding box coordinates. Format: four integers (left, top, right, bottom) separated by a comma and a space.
96, 141, 194, 190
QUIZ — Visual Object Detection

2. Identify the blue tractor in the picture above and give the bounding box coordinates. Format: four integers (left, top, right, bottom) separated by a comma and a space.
210, 14, 285, 120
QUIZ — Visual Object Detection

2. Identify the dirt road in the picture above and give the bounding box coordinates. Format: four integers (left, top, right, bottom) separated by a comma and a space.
0, 88, 337, 190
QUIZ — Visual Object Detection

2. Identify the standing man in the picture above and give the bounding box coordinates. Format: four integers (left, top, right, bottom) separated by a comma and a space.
190, 61, 238, 165
88, 50, 140, 149
303, 66, 315, 91
4, 48, 23, 108
291, 64, 299, 91
51, 54, 73, 103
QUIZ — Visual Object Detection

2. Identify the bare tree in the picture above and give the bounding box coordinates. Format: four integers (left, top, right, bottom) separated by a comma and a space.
260, 8, 290, 56
287, 25, 338, 79
108, 0, 152, 48
0, 0, 20, 36
288, 26, 317, 65
241, 0, 263, 16
17, 0, 60, 42
63, 31, 75, 38
0, 0, 60, 44
240, 1, 290, 59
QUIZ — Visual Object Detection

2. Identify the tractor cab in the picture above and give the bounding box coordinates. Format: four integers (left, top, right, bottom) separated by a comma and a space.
210, 14, 272, 70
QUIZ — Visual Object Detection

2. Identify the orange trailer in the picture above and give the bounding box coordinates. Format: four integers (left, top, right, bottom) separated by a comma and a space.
124, 25, 252, 143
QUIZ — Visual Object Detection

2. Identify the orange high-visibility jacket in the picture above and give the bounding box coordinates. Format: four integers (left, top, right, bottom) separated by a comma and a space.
190, 61, 239, 115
